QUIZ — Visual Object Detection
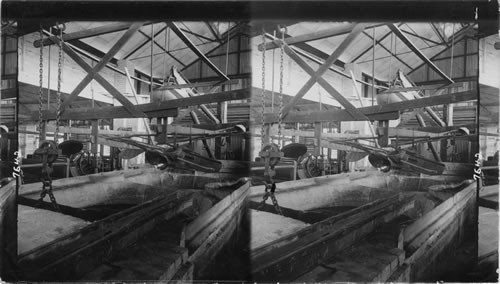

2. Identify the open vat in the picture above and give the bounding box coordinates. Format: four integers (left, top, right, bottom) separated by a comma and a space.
248, 170, 477, 282
16, 168, 250, 281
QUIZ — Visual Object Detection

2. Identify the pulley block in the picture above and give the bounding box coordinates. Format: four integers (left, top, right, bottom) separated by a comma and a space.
259, 143, 283, 168
34, 140, 61, 164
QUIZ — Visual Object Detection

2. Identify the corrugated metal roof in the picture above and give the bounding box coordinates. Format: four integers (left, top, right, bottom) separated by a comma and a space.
278, 22, 470, 81
58, 21, 237, 80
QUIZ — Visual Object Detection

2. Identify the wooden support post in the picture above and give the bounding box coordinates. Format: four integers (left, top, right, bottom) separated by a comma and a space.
91, 120, 99, 173
216, 94, 228, 159
262, 124, 271, 146
314, 122, 322, 156
124, 67, 154, 144
377, 120, 389, 147
39, 121, 46, 142
439, 104, 454, 162
415, 113, 442, 162
189, 112, 214, 159
161, 122, 168, 145
349, 70, 379, 146
444, 104, 454, 126
295, 123, 300, 143
99, 144, 104, 172
440, 138, 448, 162
65, 120, 72, 140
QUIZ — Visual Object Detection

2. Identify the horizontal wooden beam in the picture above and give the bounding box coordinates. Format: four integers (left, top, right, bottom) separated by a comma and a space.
258, 23, 357, 51
34, 22, 147, 47
380, 82, 463, 94
264, 90, 475, 123
44, 125, 154, 136
32, 88, 250, 121
157, 79, 238, 90
264, 109, 398, 123
258, 23, 384, 51
389, 24, 454, 84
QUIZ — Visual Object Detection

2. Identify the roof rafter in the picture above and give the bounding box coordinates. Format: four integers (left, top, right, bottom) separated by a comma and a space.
168, 21, 230, 81
351, 23, 405, 63
400, 29, 442, 46
180, 27, 217, 43
389, 23, 454, 84
430, 23, 449, 47
205, 22, 221, 42
136, 28, 186, 68
34, 22, 151, 48
123, 23, 165, 60
179, 22, 248, 74
360, 30, 413, 70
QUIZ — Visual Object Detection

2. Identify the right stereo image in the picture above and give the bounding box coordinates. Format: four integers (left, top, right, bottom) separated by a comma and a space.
248, 21, 498, 282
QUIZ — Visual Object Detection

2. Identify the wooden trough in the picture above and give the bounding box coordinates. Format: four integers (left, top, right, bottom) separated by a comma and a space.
0, 179, 17, 281
15, 168, 249, 281
249, 170, 477, 282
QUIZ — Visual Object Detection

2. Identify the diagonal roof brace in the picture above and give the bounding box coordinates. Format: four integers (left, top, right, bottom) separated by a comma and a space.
49, 22, 147, 118
280, 23, 371, 120
168, 21, 230, 82
388, 23, 454, 84
34, 22, 152, 48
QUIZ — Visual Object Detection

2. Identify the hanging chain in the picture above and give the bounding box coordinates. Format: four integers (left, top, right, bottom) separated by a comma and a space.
258, 182, 284, 215
39, 171, 60, 211
38, 27, 44, 139
277, 28, 285, 147
54, 23, 64, 145
258, 28, 284, 216
260, 29, 266, 149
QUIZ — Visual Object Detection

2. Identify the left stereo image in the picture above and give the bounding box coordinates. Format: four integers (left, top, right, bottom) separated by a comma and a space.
0, 20, 252, 282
